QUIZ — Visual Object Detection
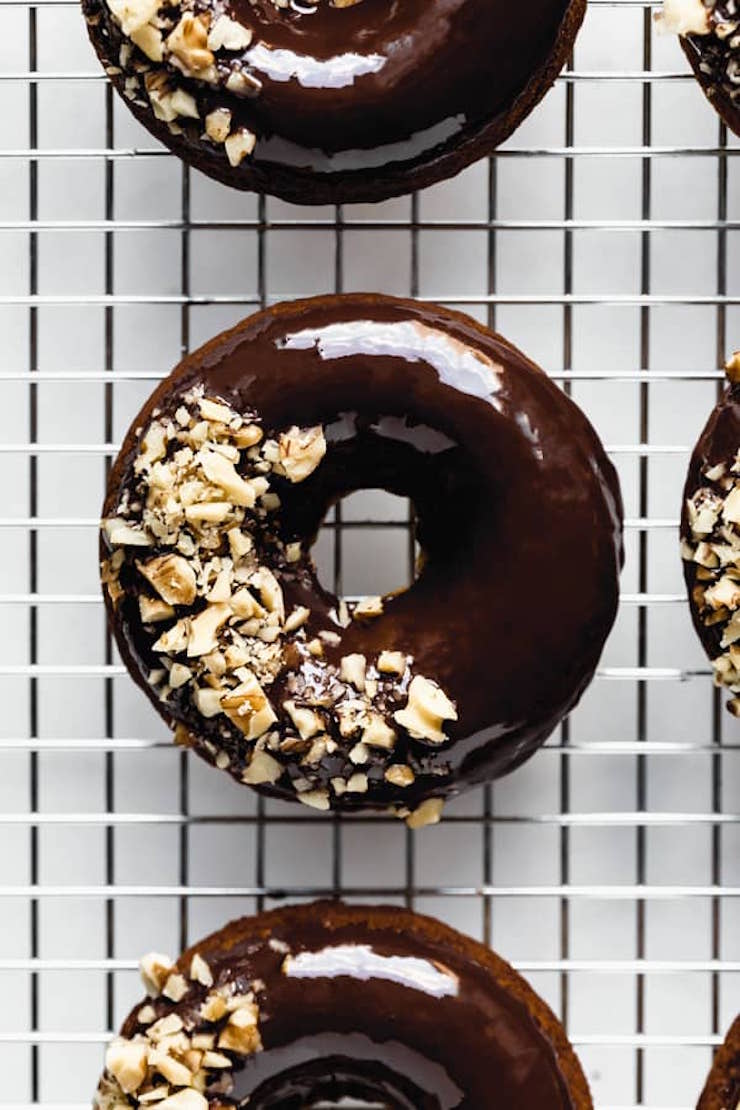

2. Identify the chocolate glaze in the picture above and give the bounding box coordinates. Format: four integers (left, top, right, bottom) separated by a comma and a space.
81, 0, 586, 203
111, 901, 593, 1108
681, 383, 740, 662
103, 294, 623, 811
697, 1014, 740, 1109
681, 2, 740, 140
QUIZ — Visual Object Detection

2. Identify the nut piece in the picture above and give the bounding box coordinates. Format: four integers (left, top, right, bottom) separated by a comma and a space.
166, 14, 215, 76
198, 446, 256, 506
277, 426, 326, 483
208, 14, 253, 50
140, 952, 174, 996
103, 518, 153, 547
283, 700, 323, 740
189, 952, 213, 987
156, 1091, 209, 1110
393, 675, 458, 745
106, 0, 159, 35
162, 971, 188, 1002
205, 107, 232, 144
221, 672, 277, 739
406, 797, 444, 830
353, 595, 383, 619
224, 128, 257, 168
242, 749, 283, 785
105, 1039, 148, 1094
138, 554, 197, 606
655, 0, 710, 36
384, 764, 415, 788
377, 650, 406, 675
139, 595, 176, 623
361, 712, 396, 750
187, 602, 231, 657
340, 653, 366, 692
218, 1001, 262, 1055
726, 351, 740, 384
297, 788, 331, 811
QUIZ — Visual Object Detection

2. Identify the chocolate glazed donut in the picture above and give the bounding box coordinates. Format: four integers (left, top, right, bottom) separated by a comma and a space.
101, 294, 623, 824
81, 0, 586, 204
681, 354, 740, 714
697, 1015, 740, 1109
658, 0, 740, 137
95, 901, 593, 1108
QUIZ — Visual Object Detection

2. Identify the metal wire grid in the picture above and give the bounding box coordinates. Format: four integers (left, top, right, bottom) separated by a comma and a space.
0, 0, 739, 1108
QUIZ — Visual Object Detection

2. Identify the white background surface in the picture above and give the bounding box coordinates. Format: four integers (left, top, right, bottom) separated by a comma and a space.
0, 0, 739, 1106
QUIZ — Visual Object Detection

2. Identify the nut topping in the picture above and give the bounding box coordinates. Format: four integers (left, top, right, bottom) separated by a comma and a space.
277, 425, 326, 483
394, 675, 458, 745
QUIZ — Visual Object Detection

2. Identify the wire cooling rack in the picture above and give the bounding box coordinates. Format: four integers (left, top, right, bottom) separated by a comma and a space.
0, 0, 739, 1107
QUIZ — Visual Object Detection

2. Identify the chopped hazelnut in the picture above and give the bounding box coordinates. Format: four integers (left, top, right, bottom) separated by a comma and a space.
377, 650, 406, 675
162, 972, 189, 1002
340, 653, 366, 692
277, 426, 326, 483
197, 447, 256, 506
138, 554, 197, 606
140, 595, 176, 623
187, 603, 231, 657
189, 953, 213, 987
140, 952, 174, 997
225, 128, 257, 168
283, 700, 323, 740
207, 14, 252, 50
103, 519, 153, 547
353, 595, 383, 619
105, 1039, 148, 1094
242, 749, 283, 785
384, 764, 415, 788
361, 712, 396, 750
221, 673, 277, 739
218, 1002, 262, 1055
406, 797, 444, 830
155, 1089, 208, 1110
296, 788, 330, 811
394, 675, 457, 745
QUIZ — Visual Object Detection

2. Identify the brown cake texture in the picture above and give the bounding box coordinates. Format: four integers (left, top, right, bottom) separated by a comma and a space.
95, 900, 594, 1108
81, 0, 586, 204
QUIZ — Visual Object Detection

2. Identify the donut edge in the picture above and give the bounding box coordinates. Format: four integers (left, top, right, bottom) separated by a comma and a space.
681, 35, 740, 139
697, 1014, 740, 1109
115, 899, 594, 1109
83, 0, 587, 205
101, 292, 623, 807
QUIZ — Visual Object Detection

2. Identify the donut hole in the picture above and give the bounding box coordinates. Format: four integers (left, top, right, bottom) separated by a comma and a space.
240, 1051, 435, 1109
314, 490, 418, 601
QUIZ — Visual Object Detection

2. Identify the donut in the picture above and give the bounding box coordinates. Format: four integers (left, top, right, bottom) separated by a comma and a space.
697, 1015, 740, 1109
94, 900, 593, 1108
81, 0, 586, 205
100, 293, 623, 823
681, 352, 740, 713
657, 0, 740, 136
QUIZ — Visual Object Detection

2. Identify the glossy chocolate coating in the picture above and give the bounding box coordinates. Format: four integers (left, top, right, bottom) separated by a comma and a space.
681, 384, 740, 661
113, 901, 593, 1108
682, 5, 740, 139
697, 1014, 740, 1109
82, 0, 586, 203
103, 294, 623, 811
